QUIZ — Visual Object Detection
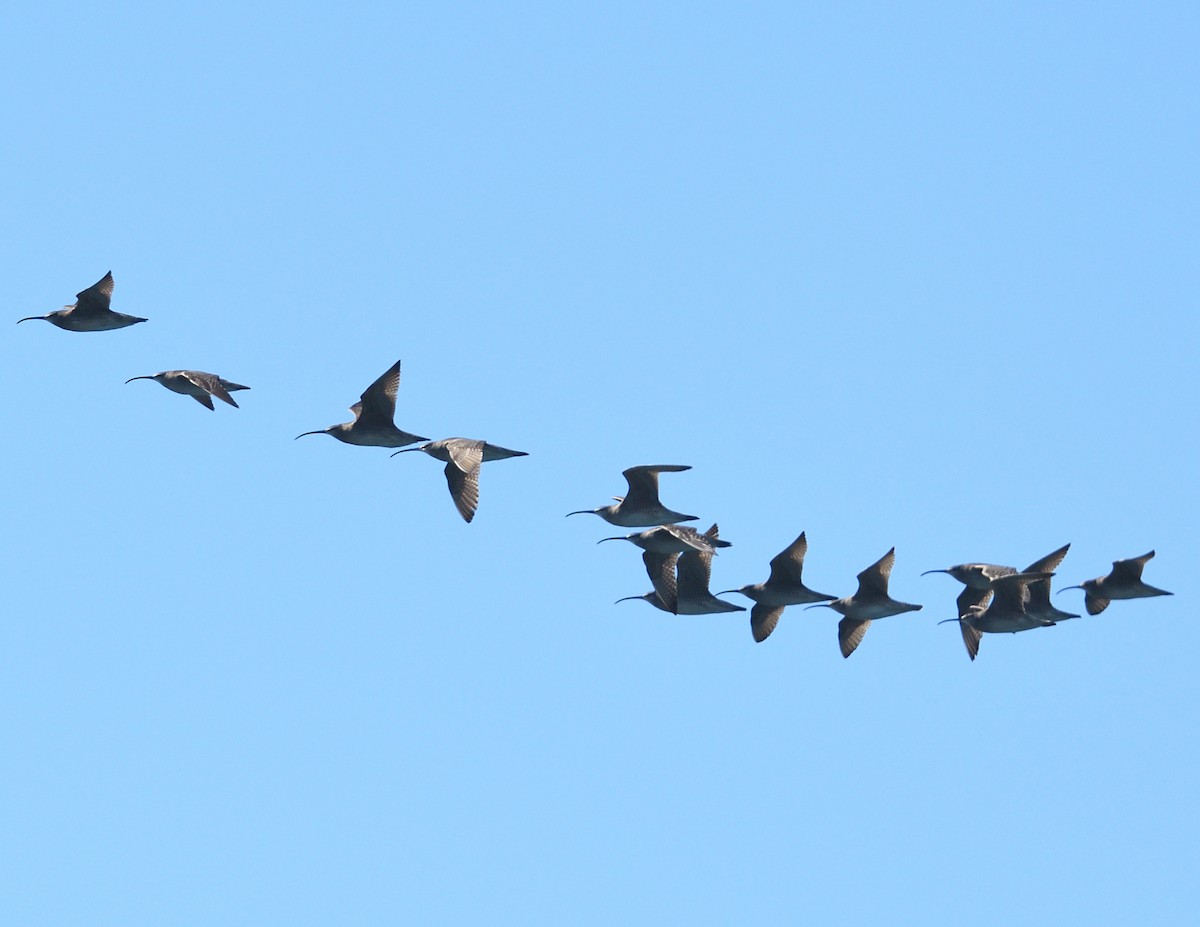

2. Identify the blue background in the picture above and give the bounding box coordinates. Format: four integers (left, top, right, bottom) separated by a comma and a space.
4, 3, 1197, 923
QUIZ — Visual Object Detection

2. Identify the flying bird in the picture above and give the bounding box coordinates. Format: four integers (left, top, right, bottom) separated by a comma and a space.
393, 438, 528, 523
567, 465, 697, 527
717, 532, 836, 643
125, 370, 250, 410
296, 360, 428, 447
1060, 551, 1173, 615
18, 271, 146, 331
808, 548, 921, 658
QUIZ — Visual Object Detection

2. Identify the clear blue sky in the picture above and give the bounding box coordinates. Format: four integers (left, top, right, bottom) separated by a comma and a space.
3, 2, 1197, 923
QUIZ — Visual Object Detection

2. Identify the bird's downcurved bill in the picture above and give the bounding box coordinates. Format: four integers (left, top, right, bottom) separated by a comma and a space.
1057, 585, 1084, 594
294, 430, 326, 440
565, 510, 594, 518
125, 376, 153, 384
920, 570, 950, 576
804, 603, 834, 610
390, 448, 419, 457
16, 316, 45, 324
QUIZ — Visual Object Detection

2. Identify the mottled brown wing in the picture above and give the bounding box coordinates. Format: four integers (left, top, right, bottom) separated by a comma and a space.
444, 460, 481, 523
643, 551, 679, 614
1085, 593, 1110, 616
838, 617, 871, 658
751, 604, 784, 643
675, 547, 715, 600
73, 271, 115, 314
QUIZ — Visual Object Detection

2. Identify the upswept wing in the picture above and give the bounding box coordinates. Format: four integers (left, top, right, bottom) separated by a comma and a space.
355, 360, 402, 428
72, 271, 115, 315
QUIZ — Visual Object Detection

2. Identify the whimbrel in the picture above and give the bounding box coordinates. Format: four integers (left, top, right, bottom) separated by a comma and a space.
943, 571, 1057, 661
125, 370, 250, 410
617, 526, 745, 615
808, 548, 921, 658
567, 465, 697, 527
1061, 551, 1173, 615
717, 532, 835, 643
18, 271, 146, 331
295, 360, 428, 447
392, 438, 527, 523
597, 524, 730, 556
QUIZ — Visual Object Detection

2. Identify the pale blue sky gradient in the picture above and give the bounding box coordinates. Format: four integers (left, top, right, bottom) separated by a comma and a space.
3, 3, 1198, 924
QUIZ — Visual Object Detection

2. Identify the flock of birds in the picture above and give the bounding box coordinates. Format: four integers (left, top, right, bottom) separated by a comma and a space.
567, 465, 1171, 658
20, 272, 1174, 660
19, 271, 528, 524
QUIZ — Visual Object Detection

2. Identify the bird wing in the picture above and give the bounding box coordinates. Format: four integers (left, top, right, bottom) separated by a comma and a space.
751, 604, 784, 643
1024, 544, 1071, 575
856, 548, 896, 597
657, 524, 711, 553
1085, 593, 1110, 616
838, 617, 871, 658
766, 532, 808, 587
643, 551, 679, 614
443, 458, 481, 523
1111, 551, 1155, 583
621, 464, 689, 510
355, 360, 401, 428
72, 271, 115, 315
184, 371, 239, 408
989, 572, 1050, 612
960, 621, 982, 661
675, 548, 715, 600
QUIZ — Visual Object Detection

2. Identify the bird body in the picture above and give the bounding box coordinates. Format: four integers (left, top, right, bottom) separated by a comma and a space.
567, 465, 697, 527
393, 438, 527, 523
296, 360, 427, 447
1062, 551, 1173, 615
18, 272, 146, 331
125, 370, 250, 409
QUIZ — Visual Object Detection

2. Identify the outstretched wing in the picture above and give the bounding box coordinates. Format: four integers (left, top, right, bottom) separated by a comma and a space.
1110, 551, 1155, 583
442, 440, 485, 523
751, 604, 784, 643
838, 617, 871, 658
643, 551, 679, 614
621, 464, 689, 510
